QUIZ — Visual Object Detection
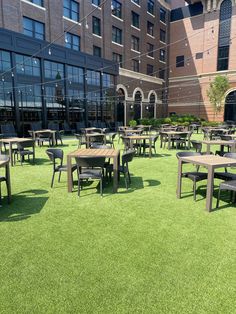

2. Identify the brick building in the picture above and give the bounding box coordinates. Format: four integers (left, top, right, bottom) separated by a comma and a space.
0, 0, 170, 132
169, 0, 236, 121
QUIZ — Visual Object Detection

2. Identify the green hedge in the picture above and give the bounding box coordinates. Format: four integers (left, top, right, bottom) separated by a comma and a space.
139, 114, 203, 127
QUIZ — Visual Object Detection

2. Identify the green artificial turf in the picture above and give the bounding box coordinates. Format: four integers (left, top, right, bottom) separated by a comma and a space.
0, 134, 236, 313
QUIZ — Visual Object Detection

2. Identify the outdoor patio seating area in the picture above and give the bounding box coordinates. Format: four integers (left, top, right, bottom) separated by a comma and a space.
0, 126, 236, 313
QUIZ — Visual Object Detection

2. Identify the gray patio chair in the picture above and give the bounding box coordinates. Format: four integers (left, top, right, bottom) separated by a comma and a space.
75, 156, 106, 197
14, 140, 35, 165
176, 152, 208, 201
0, 155, 11, 204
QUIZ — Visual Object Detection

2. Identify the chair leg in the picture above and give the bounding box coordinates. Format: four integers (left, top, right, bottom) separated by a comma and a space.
100, 178, 103, 197
78, 178, 80, 197
124, 172, 128, 190
0, 183, 2, 206
216, 188, 221, 208
58, 171, 61, 182
193, 180, 197, 201
6, 180, 10, 204
51, 171, 55, 188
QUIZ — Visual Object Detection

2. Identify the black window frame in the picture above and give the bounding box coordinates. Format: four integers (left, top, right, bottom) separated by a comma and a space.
147, 21, 154, 36
92, 16, 101, 36
63, 0, 80, 22
132, 59, 139, 72
131, 35, 140, 52
112, 26, 122, 44
92, 0, 101, 6
23, 16, 45, 40
160, 8, 166, 23
93, 45, 102, 57
147, 0, 154, 15
160, 49, 166, 62
65, 32, 80, 51
112, 0, 122, 19
112, 52, 123, 67
160, 29, 166, 43
131, 11, 140, 28
176, 55, 185, 67
147, 64, 154, 76
147, 43, 154, 58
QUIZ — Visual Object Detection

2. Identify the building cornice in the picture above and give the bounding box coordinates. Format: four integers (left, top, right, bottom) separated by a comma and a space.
169, 70, 236, 83
119, 68, 164, 85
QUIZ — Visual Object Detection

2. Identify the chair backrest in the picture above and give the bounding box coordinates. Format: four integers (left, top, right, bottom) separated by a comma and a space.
39, 131, 52, 138
31, 122, 42, 131
75, 156, 105, 168
223, 152, 236, 159
122, 150, 135, 166
90, 144, 111, 149
176, 151, 201, 159
46, 148, 63, 164
17, 140, 35, 150
89, 135, 105, 143
48, 122, 59, 131
220, 135, 232, 141
191, 140, 202, 153
1, 123, 17, 136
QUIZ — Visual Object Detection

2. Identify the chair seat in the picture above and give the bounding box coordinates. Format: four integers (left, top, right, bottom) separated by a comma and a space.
19, 150, 34, 156
219, 180, 236, 191
79, 169, 102, 179
182, 172, 208, 182
214, 172, 236, 181
56, 164, 77, 172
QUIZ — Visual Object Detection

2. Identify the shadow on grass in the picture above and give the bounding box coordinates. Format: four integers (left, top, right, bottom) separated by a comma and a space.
0, 189, 48, 222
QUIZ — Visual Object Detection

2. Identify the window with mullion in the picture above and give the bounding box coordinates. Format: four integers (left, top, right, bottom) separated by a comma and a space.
160, 29, 166, 43
112, 26, 122, 44
131, 11, 140, 28
131, 35, 140, 52
92, 16, 101, 36
23, 17, 45, 40
65, 32, 80, 51
147, 43, 154, 57
160, 49, 166, 62
160, 8, 166, 23
147, 0, 154, 15
147, 64, 154, 76
92, 0, 101, 6
112, 0, 122, 19
63, 0, 79, 22
112, 52, 123, 67
132, 59, 139, 72
147, 21, 154, 36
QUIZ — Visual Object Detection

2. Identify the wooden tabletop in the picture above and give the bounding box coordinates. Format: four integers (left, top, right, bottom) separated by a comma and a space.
161, 131, 189, 135
34, 129, 56, 133
0, 159, 9, 167
124, 135, 152, 140
0, 137, 33, 143
68, 148, 119, 158
202, 140, 235, 145
85, 133, 105, 137
180, 155, 236, 167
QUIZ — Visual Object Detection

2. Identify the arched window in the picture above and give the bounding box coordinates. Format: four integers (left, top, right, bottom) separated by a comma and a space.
217, 0, 232, 71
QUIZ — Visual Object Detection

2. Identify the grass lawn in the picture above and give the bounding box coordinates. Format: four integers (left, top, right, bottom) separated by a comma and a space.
0, 134, 236, 313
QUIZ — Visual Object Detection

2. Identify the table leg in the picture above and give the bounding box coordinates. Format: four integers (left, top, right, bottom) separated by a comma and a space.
6, 163, 11, 202
67, 155, 73, 193
231, 142, 236, 153
168, 135, 171, 150
177, 159, 183, 198
206, 144, 210, 154
160, 134, 163, 148
187, 135, 190, 150
113, 154, 119, 193
149, 139, 152, 158
206, 166, 214, 212
9, 143, 13, 167
52, 132, 56, 146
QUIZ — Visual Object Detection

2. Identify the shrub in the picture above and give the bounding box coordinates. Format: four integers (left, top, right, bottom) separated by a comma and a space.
129, 119, 137, 127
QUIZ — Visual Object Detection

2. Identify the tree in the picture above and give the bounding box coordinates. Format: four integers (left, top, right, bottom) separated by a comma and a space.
207, 75, 230, 119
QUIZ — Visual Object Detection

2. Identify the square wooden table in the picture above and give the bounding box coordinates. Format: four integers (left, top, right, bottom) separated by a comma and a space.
67, 148, 120, 193
0, 138, 35, 166
201, 140, 236, 154
0, 158, 11, 202
160, 131, 191, 150
32, 129, 56, 146
85, 133, 106, 148
177, 155, 236, 211
124, 135, 153, 158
